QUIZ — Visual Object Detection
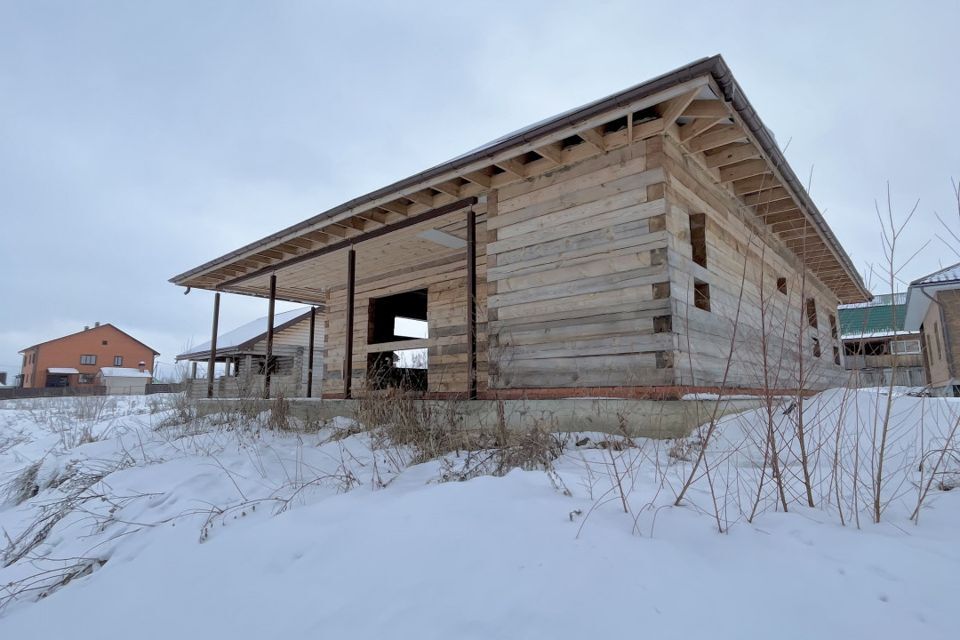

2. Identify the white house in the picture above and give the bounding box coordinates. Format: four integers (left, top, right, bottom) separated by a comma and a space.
97, 366, 153, 395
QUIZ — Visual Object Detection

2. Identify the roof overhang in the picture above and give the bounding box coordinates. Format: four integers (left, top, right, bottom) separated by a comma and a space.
171, 55, 870, 305
904, 280, 960, 330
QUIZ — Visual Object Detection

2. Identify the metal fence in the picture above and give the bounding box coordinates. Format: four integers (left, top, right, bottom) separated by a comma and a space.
0, 386, 107, 400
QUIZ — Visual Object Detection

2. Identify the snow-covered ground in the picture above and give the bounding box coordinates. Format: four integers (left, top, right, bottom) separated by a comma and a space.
0, 391, 958, 639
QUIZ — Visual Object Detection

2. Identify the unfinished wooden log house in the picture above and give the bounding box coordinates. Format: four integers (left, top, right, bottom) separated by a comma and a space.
176, 307, 325, 399
171, 56, 869, 401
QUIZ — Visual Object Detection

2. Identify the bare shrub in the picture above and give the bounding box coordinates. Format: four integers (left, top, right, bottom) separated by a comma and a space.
2, 458, 137, 569
154, 392, 198, 429
438, 424, 570, 497
2, 461, 41, 506
267, 390, 291, 431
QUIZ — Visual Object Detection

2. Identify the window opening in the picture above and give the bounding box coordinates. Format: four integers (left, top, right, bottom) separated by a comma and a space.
806, 298, 818, 328
689, 213, 707, 268
694, 280, 711, 312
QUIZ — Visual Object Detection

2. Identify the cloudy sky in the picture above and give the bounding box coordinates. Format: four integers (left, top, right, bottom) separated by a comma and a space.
1, 1, 958, 380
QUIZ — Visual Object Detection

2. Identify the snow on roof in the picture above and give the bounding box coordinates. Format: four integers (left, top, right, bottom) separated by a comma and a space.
98, 367, 152, 378
911, 261, 960, 286
904, 261, 960, 330
178, 307, 311, 359
47, 367, 79, 374
839, 330, 920, 341
839, 292, 907, 309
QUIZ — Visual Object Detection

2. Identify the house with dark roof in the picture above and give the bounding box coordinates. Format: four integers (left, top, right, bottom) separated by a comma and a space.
18, 323, 159, 390
904, 262, 960, 395
170, 56, 869, 405
838, 293, 925, 387
177, 307, 324, 398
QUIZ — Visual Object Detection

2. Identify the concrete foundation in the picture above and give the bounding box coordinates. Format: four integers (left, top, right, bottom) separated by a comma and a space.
193, 396, 764, 439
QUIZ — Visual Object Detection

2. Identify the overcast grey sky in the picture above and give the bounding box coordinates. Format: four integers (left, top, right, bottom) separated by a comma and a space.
1, 1, 958, 379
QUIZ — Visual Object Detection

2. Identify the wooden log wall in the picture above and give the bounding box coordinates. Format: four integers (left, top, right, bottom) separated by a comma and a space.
318, 133, 851, 396
486, 139, 675, 388
321, 213, 488, 397
657, 133, 847, 390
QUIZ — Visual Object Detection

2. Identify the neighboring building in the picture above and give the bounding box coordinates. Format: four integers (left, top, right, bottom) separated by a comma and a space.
170, 56, 869, 400
838, 293, 926, 387
18, 323, 159, 390
904, 263, 960, 396
97, 366, 153, 395
176, 307, 324, 398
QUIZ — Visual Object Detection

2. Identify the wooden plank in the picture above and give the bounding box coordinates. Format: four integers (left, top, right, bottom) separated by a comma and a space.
682, 100, 729, 118
719, 159, 769, 183
685, 125, 746, 153
733, 174, 780, 196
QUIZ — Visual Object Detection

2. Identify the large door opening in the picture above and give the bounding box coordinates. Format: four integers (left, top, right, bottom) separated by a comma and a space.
367, 289, 429, 391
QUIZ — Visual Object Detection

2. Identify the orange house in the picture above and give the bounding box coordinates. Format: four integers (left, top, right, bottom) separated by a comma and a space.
18, 323, 159, 389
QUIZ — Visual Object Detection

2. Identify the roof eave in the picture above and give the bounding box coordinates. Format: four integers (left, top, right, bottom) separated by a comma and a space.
170, 55, 869, 302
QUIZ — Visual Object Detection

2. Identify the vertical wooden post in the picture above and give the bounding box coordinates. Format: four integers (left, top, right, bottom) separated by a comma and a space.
466, 206, 477, 400
306, 306, 317, 398
243, 354, 253, 388
206, 292, 220, 399
344, 248, 356, 399
190, 361, 197, 380
264, 274, 277, 399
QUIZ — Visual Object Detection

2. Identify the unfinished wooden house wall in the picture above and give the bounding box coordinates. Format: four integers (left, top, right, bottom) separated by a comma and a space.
486, 139, 674, 389
322, 215, 488, 397
186, 318, 324, 399
920, 298, 952, 389
316, 136, 851, 396
657, 134, 846, 390
268, 318, 325, 393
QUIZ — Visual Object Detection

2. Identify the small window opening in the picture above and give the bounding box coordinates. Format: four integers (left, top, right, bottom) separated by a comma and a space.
652, 282, 671, 300
829, 314, 838, 339
101, 340, 108, 346
806, 298, 818, 328
833, 346, 841, 366
776, 277, 787, 294
890, 339, 921, 355
114, 356, 123, 367
694, 280, 711, 312
812, 337, 821, 358
934, 322, 943, 360
689, 213, 707, 268
255, 356, 294, 375
653, 315, 672, 333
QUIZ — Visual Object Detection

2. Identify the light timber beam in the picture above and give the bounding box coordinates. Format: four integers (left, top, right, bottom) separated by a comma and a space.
682, 99, 729, 118
686, 125, 747, 153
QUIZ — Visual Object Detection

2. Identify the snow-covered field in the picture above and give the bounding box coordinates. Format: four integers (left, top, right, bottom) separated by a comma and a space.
0, 391, 958, 639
